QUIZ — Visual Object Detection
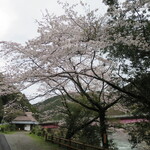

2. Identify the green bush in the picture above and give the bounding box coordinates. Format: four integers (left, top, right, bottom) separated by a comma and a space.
31, 126, 43, 136
0, 124, 16, 133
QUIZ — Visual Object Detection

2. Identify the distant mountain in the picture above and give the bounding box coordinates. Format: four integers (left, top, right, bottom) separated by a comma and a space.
34, 95, 126, 123
34, 95, 63, 122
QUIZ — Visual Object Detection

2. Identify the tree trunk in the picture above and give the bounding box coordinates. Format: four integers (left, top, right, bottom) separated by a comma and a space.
65, 127, 75, 139
66, 130, 76, 139
99, 111, 109, 149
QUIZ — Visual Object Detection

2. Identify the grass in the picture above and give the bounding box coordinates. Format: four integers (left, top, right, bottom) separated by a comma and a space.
0, 131, 16, 134
28, 133, 64, 150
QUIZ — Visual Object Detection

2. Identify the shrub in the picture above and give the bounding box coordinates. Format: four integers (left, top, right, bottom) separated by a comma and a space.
0, 124, 16, 133
31, 126, 43, 136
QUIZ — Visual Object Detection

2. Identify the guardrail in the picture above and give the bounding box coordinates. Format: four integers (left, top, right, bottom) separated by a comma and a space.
45, 134, 109, 150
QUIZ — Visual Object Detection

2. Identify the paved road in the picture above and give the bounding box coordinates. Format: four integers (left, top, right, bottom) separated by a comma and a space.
0, 134, 11, 150
5, 132, 58, 150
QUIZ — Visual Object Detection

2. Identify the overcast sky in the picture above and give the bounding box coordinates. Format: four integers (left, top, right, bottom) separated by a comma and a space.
0, 0, 107, 43
0, 0, 107, 103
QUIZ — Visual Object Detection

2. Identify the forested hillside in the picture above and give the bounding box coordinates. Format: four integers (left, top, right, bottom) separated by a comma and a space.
34, 95, 63, 122
34, 94, 126, 123
0, 73, 37, 123
1, 92, 37, 123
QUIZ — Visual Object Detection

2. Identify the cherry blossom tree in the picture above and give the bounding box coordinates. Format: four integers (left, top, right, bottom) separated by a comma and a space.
44, 64, 123, 148
0, 0, 149, 148
0, 3, 123, 148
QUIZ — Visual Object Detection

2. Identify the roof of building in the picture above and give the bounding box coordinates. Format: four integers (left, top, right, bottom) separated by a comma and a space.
12, 112, 38, 124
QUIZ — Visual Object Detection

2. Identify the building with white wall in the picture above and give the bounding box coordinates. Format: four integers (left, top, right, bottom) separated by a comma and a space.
12, 112, 38, 131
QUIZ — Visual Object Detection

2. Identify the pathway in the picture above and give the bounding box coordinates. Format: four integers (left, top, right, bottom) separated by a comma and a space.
0, 134, 11, 150
5, 132, 59, 150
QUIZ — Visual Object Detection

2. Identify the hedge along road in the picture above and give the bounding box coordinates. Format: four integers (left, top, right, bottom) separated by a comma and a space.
4, 132, 60, 150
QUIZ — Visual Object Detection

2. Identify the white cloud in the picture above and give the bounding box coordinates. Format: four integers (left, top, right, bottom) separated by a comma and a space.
0, 0, 64, 43
0, 0, 17, 39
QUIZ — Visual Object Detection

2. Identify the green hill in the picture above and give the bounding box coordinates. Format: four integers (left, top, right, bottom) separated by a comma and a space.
34, 94, 126, 123
34, 95, 63, 122
1, 92, 37, 123
0, 73, 37, 123
35, 95, 62, 110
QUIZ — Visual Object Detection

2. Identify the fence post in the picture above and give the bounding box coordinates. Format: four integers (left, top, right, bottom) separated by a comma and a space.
59, 138, 61, 147
68, 139, 72, 150
82, 143, 86, 150
44, 133, 47, 141
51, 135, 54, 143
69, 139, 71, 146
66, 139, 71, 150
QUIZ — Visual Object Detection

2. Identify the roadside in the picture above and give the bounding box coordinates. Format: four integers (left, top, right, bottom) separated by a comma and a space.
5, 131, 61, 150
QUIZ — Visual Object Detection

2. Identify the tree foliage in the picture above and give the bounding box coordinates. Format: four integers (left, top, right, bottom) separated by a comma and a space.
2, 93, 37, 122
